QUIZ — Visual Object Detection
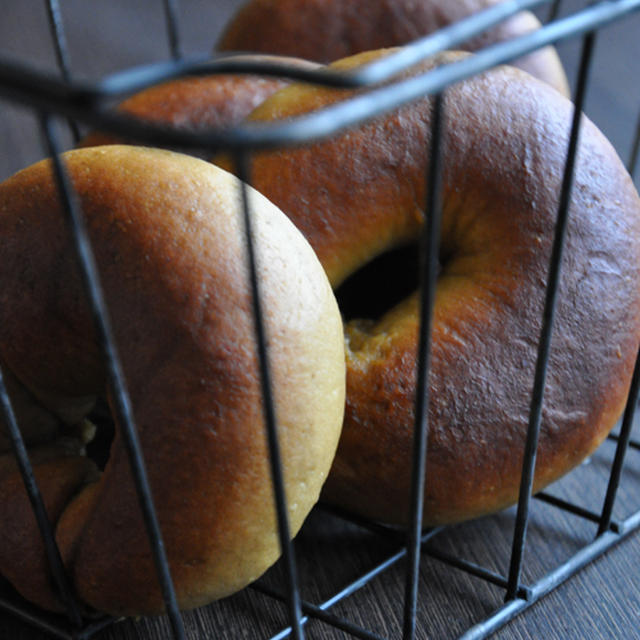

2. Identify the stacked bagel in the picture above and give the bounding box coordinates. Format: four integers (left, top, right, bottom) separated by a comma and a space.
217, 0, 570, 95
1, 0, 640, 622
224, 48, 640, 524
79, 54, 319, 149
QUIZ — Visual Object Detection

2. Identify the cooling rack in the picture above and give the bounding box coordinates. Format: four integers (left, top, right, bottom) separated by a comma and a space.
1, 1, 640, 638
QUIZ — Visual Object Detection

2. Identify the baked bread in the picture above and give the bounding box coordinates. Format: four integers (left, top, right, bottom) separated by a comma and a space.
0, 145, 345, 615
217, 0, 570, 95
80, 55, 318, 149
217, 49, 640, 524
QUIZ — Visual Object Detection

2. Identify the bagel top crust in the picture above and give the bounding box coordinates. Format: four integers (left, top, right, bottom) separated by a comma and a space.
223, 50, 640, 524
79, 75, 289, 148
79, 56, 319, 149
0, 146, 345, 614
217, 0, 570, 96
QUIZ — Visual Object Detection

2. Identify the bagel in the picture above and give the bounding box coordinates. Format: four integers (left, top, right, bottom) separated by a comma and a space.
216, 49, 640, 525
0, 145, 345, 615
217, 0, 570, 96
80, 55, 318, 149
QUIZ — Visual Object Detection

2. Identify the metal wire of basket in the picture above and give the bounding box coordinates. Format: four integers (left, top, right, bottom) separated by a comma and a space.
1, 1, 640, 639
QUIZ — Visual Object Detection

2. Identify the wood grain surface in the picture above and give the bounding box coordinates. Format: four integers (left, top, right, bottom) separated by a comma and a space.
1, 1, 639, 639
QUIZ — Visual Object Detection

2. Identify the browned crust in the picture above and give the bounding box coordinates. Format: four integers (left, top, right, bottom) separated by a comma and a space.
79, 56, 319, 149
0, 454, 97, 611
217, 0, 570, 96
79, 75, 288, 148
225, 50, 640, 525
0, 147, 345, 614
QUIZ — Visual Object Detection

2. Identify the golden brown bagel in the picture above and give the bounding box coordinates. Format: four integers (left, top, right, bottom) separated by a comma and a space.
217, 49, 640, 525
0, 146, 345, 615
217, 0, 570, 96
80, 55, 318, 149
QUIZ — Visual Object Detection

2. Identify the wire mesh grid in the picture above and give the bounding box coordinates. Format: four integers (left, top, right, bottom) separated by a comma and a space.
0, 1, 640, 639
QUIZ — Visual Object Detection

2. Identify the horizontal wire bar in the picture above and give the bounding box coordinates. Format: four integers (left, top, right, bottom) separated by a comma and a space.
254, 583, 386, 640
315, 503, 414, 540
74, 616, 122, 640
95, 0, 550, 95
534, 492, 615, 527
0, 595, 71, 640
616, 505, 640, 535
461, 597, 530, 640
252, 549, 405, 615
0, 584, 118, 640
1, 0, 552, 110
0, 1, 638, 152
251, 552, 405, 640
338, 0, 550, 84
252, 526, 444, 639
244, 0, 640, 152
459, 506, 640, 640
607, 433, 640, 450
421, 546, 531, 599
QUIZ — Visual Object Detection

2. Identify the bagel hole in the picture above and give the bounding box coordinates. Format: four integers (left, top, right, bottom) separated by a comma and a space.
336, 242, 432, 322
84, 398, 115, 471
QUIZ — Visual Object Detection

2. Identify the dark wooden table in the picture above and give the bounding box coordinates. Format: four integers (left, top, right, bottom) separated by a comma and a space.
1, 1, 639, 638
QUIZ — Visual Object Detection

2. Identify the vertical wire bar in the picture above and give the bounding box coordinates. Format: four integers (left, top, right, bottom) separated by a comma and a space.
505, 29, 597, 601
44, 0, 80, 143
547, 0, 563, 21
597, 344, 640, 536
44, 0, 73, 79
0, 365, 83, 630
162, 0, 183, 61
39, 115, 186, 640
629, 108, 640, 179
402, 92, 445, 640
234, 152, 305, 640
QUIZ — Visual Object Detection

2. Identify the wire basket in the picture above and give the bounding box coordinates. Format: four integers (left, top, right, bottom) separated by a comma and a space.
1, 1, 640, 638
